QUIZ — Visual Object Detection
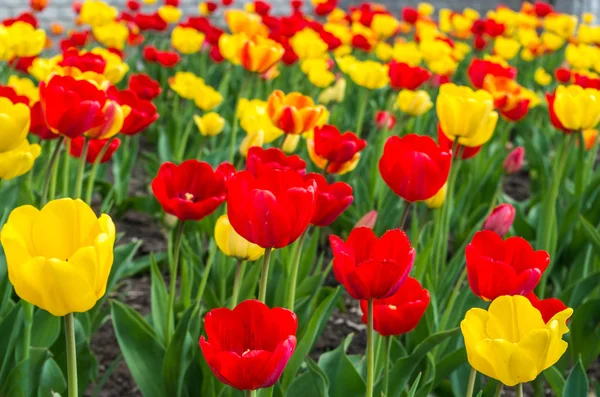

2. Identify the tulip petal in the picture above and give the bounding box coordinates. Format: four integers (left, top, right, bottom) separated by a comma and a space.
486, 295, 545, 342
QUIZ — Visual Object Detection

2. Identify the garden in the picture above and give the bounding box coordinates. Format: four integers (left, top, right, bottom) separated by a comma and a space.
0, 0, 598, 396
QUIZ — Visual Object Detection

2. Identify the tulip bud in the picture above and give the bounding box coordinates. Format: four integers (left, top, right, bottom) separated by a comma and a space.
194, 112, 225, 137
240, 130, 264, 157
375, 111, 396, 130
503, 146, 524, 174
282, 134, 300, 153
482, 203, 515, 237
354, 210, 377, 229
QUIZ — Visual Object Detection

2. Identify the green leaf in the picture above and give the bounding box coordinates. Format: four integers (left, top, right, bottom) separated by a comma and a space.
579, 215, 600, 256
544, 366, 565, 397
150, 252, 169, 345
282, 287, 342, 389
383, 328, 460, 397
286, 357, 329, 397
163, 303, 200, 397
560, 271, 600, 308
111, 300, 166, 397
407, 372, 422, 397
563, 359, 588, 397
31, 309, 61, 348
569, 298, 600, 368
0, 304, 23, 384
38, 358, 67, 397
318, 335, 365, 397
1, 347, 47, 397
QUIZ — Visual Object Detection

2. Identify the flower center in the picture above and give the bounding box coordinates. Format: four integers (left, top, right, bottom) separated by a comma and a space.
242, 349, 251, 356
184, 192, 194, 202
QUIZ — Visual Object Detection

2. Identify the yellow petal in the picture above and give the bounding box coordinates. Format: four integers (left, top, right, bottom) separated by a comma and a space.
486, 295, 545, 342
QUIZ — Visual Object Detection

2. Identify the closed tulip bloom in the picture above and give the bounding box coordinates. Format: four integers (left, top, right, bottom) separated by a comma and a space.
482, 204, 516, 237
503, 146, 525, 174
359, 277, 429, 336
128, 73, 161, 100
246, 147, 306, 176
306, 173, 353, 227
267, 90, 326, 135
5, 22, 46, 57
483, 75, 531, 122
0, 96, 31, 153
0, 198, 115, 316
379, 134, 451, 202
195, 85, 223, 111
526, 293, 568, 324
347, 60, 389, 90
424, 183, 447, 209
194, 112, 225, 136
355, 210, 377, 229
69, 136, 121, 164
437, 83, 498, 147
240, 130, 264, 157
553, 85, 600, 131
318, 78, 346, 104
214, 215, 264, 261
467, 58, 516, 89
312, 124, 366, 167
437, 124, 482, 160
0, 140, 41, 181
109, 88, 159, 136
171, 26, 205, 54
84, 100, 127, 140
388, 61, 431, 90
546, 91, 570, 133
199, 300, 297, 391
227, 168, 317, 248
158, 5, 182, 23
534, 67, 552, 86
169, 71, 206, 100
330, 227, 415, 300
466, 230, 549, 301
152, 160, 235, 221
240, 35, 284, 74
461, 295, 572, 387
374, 111, 396, 130
396, 89, 433, 116
39, 75, 107, 138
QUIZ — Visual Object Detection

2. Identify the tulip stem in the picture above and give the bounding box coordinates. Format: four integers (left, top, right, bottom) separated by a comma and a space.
165, 221, 185, 347
176, 117, 195, 161
195, 243, 217, 304
258, 247, 273, 303
383, 336, 392, 397
230, 260, 246, 309
366, 299, 374, 397
286, 231, 307, 310
494, 383, 503, 397
41, 136, 65, 206
18, 301, 33, 361
74, 137, 89, 199
62, 143, 71, 198
516, 383, 523, 397
85, 138, 113, 204
399, 202, 412, 229
64, 313, 78, 397
465, 367, 477, 397
246, 391, 256, 397
355, 89, 369, 137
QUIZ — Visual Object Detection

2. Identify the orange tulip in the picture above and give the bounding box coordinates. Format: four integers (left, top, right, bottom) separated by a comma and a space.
240, 35, 284, 74
483, 75, 531, 122
267, 90, 326, 135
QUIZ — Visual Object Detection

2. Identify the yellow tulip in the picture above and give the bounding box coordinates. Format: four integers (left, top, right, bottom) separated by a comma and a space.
565, 43, 598, 70
461, 295, 572, 387
544, 13, 578, 39
0, 198, 116, 316
282, 135, 301, 153
0, 140, 41, 181
7, 76, 39, 105
318, 78, 346, 104
347, 60, 389, 90
494, 37, 521, 60
90, 47, 129, 84
85, 100, 127, 140
375, 42, 393, 62
169, 72, 206, 100
425, 183, 447, 209
92, 21, 128, 50
238, 99, 283, 143
172, 26, 205, 54
158, 5, 182, 24
240, 35, 284, 74
436, 83, 498, 147
225, 10, 267, 37
520, 48, 535, 62
534, 67, 552, 86
215, 215, 264, 261
418, 2, 435, 16
371, 14, 399, 39
240, 130, 264, 157
0, 97, 30, 153
541, 32, 564, 51
194, 85, 223, 111
79, 0, 118, 27
392, 42, 422, 66
5, 22, 46, 58
194, 112, 225, 136
396, 90, 433, 117
553, 85, 600, 131
290, 29, 329, 60
323, 23, 352, 44
28, 56, 61, 82
583, 12, 595, 24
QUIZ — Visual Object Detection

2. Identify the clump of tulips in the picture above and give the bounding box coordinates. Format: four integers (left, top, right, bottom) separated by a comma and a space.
0, 0, 598, 396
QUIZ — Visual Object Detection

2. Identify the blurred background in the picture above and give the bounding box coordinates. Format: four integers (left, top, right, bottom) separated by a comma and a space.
1, 0, 599, 31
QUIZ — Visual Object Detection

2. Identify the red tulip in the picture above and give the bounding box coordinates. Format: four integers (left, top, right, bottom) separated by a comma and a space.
573, 71, 600, 90
379, 134, 452, 202
503, 146, 525, 174
305, 173, 353, 227
402, 7, 419, 24
152, 160, 235, 221
210, 45, 225, 63
30, 101, 57, 140
351, 34, 373, 52
484, 19, 506, 37
60, 30, 90, 52
59, 48, 107, 74
8, 56, 36, 74
554, 67, 572, 84
437, 125, 482, 160
128, 73, 162, 101
0, 86, 29, 106
126, 0, 141, 11
330, 227, 415, 300
482, 204, 516, 237
30, 0, 48, 12
355, 210, 377, 229
68, 136, 121, 164
143, 46, 180, 67
291, 0, 303, 11
359, 277, 429, 336
466, 230, 550, 301
134, 12, 168, 31
254, 0, 271, 15
39, 75, 107, 138
473, 35, 487, 51
165, 0, 180, 5
199, 300, 297, 391
108, 87, 158, 135
388, 61, 431, 90
222, 0, 233, 5
467, 58, 517, 89
375, 111, 396, 130
3, 12, 38, 28
246, 147, 306, 177
526, 293, 568, 323
546, 91, 571, 133
227, 168, 316, 248
534, 1, 554, 17
313, 125, 366, 172
314, 0, 336, 16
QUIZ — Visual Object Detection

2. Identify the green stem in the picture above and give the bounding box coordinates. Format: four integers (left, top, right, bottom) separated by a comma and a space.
494, 383, 503, 397
62, 143, 71, 198
49, 153, 59, 201
366, 299, 374, 397
64, 313, 78, 397
285, 232, 307, 310
195, 244, 217, 303
355, 89, 369, 137
246, 390, 256, 397
258, 247, 273, 303
230, 260, 246, 309
85, 138, 112, 204
165, 221, 185, 346
18, 301, 33, 361
466, 367, 477, 397
399, 202, 412, 229
516, 383, 523, 397
41, 136, 65, 206
383, 336, 391, 397
177, 117, 195, 161
74, 137, 89, 199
